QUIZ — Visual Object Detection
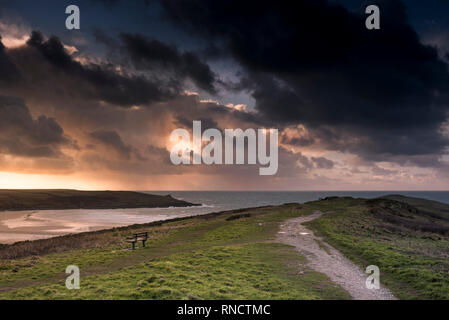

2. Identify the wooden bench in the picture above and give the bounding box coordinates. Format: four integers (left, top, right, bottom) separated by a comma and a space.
126, 232, 148, 250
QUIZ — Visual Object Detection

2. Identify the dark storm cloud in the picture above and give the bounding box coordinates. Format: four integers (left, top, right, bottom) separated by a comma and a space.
0, 95, 70, 158
280, 133, 315, 147
0, 28, 256, 135
120, 33, 217, 94
158, 0, 449, 160
89, 130, 134, 159
0, 36, 20, 84
296, 152, 334, 170
24, 31, 176, 107
175, 115, 219, 130
312, 157, 335, 169
309, 124, 449, 161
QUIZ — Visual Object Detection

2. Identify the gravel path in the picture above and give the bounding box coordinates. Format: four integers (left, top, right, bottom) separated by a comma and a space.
276, 211, 396, 300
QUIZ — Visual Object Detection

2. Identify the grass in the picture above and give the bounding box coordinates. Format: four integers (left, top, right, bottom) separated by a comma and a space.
1, 196, 448, 300
2, 243, 348, 300
305, 197, 449, 300
314, 239, 331, 255
0, 204, 350, 300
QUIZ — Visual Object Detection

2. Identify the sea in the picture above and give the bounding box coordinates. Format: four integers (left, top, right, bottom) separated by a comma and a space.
1, 191, 449, 243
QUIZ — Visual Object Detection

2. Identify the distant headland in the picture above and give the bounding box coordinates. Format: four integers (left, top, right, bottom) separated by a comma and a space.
0, 189, 199, 211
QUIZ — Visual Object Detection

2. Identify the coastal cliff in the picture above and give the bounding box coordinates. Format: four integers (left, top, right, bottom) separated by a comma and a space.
0, 189, 198, 211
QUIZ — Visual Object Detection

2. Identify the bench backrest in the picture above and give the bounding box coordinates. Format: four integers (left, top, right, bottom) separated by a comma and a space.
134, 232, 148, 237
126, 232, 148, 241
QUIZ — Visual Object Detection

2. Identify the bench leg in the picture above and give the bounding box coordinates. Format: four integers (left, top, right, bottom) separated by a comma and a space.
131, 242, 135, 250
142, 240, 146, 247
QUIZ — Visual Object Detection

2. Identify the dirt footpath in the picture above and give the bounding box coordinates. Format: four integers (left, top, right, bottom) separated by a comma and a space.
276, 211, 396, 300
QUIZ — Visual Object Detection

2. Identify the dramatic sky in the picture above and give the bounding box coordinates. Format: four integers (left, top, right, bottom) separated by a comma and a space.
1, 0, 449, 190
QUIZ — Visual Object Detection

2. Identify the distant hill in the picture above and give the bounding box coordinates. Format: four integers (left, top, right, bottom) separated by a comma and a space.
0, 189, 198, 211
381, 194, 449, 221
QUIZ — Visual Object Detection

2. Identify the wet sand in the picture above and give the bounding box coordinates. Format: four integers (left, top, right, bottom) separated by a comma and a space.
0, 207, 205, 244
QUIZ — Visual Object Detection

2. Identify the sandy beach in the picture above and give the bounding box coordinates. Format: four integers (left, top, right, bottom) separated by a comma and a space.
0, 207, 201, 244
0, 210, 111, 244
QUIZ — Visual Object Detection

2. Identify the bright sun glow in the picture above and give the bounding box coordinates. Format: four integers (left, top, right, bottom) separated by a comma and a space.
0, 172, 97, 190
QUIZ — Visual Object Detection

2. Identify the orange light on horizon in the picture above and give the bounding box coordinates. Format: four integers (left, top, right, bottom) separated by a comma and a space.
0, 172, 100, 190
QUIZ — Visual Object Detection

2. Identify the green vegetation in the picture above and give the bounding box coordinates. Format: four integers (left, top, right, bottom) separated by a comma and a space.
305, 197, 449, 300
382, 194, 449, 221
1, 243, 348, 300
1, 195, 448, 300
0, 204, 349, 300
0, 189, 196, 211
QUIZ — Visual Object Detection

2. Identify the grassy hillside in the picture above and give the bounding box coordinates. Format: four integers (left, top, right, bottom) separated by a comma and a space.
0, 189, 196, 211
381, 194, 449, 221
0, 196, 447, 300
0, 205, 349, 300
305, 197, 449, 299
